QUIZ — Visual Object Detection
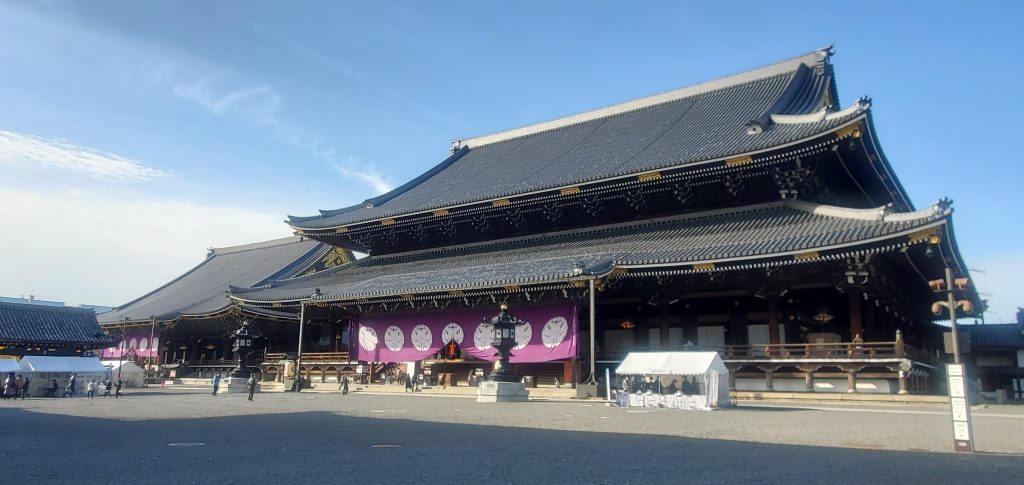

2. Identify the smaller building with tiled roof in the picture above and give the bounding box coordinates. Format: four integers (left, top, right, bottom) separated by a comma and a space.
0, 302, 115, 356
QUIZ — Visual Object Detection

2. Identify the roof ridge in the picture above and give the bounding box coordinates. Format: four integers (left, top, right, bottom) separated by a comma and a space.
0, 301, 95, 314
212, 235, 310, 255
460, 46, 832, 149
783, 199, 949, 222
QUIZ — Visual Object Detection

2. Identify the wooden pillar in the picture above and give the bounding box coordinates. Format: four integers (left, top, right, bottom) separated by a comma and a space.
659, 310, 671, 350
848, 287, 864, 341
863, 297, 876, 341
223, 339, 232, 362
767, 295, 780, 345
764, 368, 774, 391
730, 304, 746, 346
563, 359, 573, 385
728, 369, 737, 391
847, 370, 858, 393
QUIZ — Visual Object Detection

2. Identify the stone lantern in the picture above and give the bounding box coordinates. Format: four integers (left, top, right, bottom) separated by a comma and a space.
229, 319, 261, 379
488, 303, 519, 383
477, 304, 529, 402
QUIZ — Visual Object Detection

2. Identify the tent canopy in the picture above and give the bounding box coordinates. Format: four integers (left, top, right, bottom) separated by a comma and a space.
0, 358, 20, 373
18, 356, 107, 373
615, 352, 728, 376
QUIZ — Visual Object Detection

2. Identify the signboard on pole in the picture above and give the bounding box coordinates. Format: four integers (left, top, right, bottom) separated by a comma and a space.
946, 364, 974, 452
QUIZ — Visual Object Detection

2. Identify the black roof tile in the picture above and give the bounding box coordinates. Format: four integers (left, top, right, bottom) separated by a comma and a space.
98, 236, 325, 324
243, 201, 948, 303
0, 303, 114, 347
290, 48, 860, 230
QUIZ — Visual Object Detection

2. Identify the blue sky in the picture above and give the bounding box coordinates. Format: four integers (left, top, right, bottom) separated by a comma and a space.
1, 1, 1021, 322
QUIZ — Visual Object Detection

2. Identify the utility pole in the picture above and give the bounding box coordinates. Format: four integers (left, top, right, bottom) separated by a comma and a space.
931, 267, 974, 452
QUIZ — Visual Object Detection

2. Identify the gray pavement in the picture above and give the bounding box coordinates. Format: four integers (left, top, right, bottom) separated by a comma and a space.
2, 388, 1022, 484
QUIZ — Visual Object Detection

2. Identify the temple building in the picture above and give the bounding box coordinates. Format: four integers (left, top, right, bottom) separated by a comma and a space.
222, 46, 980, 395
97, 236, 353, 378
0, 302, 115, 357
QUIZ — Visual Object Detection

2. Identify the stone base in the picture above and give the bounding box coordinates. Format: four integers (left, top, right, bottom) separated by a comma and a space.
575, 384, 598, 399
215, 378, 252, 395
476, 381, 529, 402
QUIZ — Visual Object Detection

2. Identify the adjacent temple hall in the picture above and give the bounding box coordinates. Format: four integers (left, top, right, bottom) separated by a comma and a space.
100, 46, 979, 395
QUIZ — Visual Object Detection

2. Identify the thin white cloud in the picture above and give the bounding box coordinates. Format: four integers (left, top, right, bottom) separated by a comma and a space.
0, 130, 168, 181
0, 187, 290, 307
144, 56, 391, 195
333, 159, 393, 195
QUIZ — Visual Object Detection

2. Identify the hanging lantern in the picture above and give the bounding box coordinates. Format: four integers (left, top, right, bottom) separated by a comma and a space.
620, 320, 636, 329
813, 306, 834, 323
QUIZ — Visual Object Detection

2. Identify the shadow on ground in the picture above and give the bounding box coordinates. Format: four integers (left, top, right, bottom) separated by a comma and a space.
2, 404, 1021, 484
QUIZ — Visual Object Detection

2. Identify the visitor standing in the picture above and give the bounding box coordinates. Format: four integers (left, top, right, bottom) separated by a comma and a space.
49, 379, 58, 398
68, 373, 77, 397
114, 378, 123, 398
212, 373, 221, 396
247, 374, 257, 401
14, 375, 24, 399
21, 376, 30, 399
340, 375, 349, 395
86, 380, 96, 399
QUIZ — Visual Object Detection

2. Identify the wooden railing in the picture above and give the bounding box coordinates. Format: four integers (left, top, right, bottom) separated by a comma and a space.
301, 352, 351, 363
261, 352, 350, 363
600, 340, 935, 365
720, 341, 935, 364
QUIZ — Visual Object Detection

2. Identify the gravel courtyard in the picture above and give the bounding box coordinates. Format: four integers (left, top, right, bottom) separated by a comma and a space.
2, 388, 1021, 484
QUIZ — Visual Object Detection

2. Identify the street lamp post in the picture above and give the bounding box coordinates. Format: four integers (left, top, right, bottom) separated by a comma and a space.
118, 316, 128, 382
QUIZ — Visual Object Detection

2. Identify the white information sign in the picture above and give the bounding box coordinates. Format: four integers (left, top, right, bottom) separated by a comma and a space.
950, 397, 968, 421
953, 421, 971, 441
949, 376, 965, 398
945, 364, 974, 452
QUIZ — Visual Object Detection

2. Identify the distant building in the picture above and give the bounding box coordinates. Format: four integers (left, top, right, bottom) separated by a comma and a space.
0, 295, 113, 314
964, 308, 1024, 401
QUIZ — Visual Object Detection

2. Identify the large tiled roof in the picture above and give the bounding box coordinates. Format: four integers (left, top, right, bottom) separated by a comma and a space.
289, 47, 864, 230
98, 236, 327, 324
240, 200, 949, 304
0, 302, 114, 347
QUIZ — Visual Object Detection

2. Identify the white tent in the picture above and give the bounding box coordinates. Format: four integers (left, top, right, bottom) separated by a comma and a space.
615, 351, 731, 409
101, 360, 145, 388
0, 358, 19, 373
18, 356, 109, 397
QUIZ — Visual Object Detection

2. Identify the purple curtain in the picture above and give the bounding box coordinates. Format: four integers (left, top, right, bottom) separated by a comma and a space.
101, 328, 160, 358
354, 303, 578, 364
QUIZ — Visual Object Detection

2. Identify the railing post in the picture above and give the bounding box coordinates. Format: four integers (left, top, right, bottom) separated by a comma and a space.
894, 330, 905, 359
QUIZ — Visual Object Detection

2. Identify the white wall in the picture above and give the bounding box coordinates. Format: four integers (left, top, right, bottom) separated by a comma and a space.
735, 377, 896, 394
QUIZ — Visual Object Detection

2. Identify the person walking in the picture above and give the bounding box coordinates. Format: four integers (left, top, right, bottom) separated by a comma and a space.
404, 374, 414, 393
67, 373, 77, 398
102, 379, 112, 398
212, 373, 221, 396
2, 373, 14, 399
246, 374, 257, 402
49, 379, 59, 398
114, 378, 123, 398
86, 380, 96, 399
14, 375, 24, 399
21, 376, 30, 399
